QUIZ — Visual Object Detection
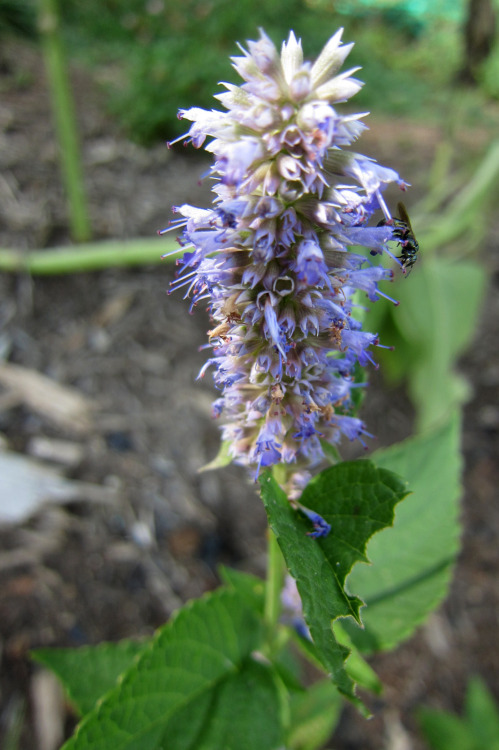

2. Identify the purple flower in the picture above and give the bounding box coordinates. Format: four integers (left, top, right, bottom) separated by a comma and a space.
167, 29, 410, 492
281, 574, 311, 638
301, 507, 332, 539
293, 240, 329, 287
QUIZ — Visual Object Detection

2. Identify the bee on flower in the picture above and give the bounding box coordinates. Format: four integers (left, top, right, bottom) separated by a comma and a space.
165, 29, 410, 493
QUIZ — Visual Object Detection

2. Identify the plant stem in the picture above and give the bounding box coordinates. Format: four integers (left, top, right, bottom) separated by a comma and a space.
0, 238, 180, 275
38, 0, 91, 242
264, 527, 283, 637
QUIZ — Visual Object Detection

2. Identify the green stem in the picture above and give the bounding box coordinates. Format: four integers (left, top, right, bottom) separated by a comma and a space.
0, 238, 180, 275
38, 0, 91, 242
264, 527, 283, 637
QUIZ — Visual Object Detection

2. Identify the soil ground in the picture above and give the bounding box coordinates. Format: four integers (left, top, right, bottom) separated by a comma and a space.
0, 39, 498, 750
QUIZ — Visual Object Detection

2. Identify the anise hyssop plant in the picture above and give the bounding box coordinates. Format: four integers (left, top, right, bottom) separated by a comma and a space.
36, 30, 464, 750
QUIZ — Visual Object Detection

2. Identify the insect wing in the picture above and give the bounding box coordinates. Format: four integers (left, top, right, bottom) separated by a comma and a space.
396, 202, 414, 234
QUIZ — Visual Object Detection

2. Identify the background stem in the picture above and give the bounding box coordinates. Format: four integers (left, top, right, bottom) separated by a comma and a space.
38, 0, 91, 242
0, 238, 180, 275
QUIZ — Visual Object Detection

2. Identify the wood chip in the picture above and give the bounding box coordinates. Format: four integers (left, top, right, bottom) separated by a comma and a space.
0, 450, 118, 525
0, 362, 95, 434
92, 289, 135, 327
27, 436, 84, 468
31, 669, 66, 750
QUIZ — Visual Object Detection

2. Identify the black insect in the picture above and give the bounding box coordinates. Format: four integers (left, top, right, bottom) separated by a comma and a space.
378, 202, 419, 276
392, 202, 419, 275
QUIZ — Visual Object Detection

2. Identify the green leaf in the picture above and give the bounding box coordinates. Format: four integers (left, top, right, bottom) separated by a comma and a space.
465, 677, 499, 749
259, 475, 355, 705
370, 259, 486, 431
418, 709, 475, 750
270, 649, 305, 694
319, 438, 341, 464
259, 461, 407, 706
411, 367, 471, 435
369, 304, 418, 385
392, 258, 486, 431
290, 620, 381, 696
163, 659, 285, 750
346, 413, 461, 652
299, 461, 408, 590
287, 679, 342, 750
32, 640, 147, 717
61, 588, 279, 750
218, 566, 265, 614
333, 623, 382, 695
395, 259, 485, 359
194, 660, 284, 750
418, 677, 499, 750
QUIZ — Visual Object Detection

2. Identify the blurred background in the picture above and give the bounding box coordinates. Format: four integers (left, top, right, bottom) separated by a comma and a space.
0, 1, 498, 748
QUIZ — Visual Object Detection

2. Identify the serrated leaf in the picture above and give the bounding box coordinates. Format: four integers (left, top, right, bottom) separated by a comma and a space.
346, 413, 461, 652
259, 461, 406, 706
32, 640, 147, 717
61, 588, 272, 750
287, 679, 342, 750
299, 461, 408, 589
290, 621, 381, 696
259, 476, 356, 705
333, 623, 382, 695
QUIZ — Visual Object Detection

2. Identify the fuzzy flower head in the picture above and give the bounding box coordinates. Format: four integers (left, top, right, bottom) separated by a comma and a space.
166, 29, 410, 492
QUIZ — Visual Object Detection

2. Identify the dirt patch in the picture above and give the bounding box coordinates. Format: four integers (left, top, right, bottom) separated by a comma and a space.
0, 39, 498, 750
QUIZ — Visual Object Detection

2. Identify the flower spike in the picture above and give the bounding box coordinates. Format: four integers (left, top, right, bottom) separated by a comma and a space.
167, 29, 410, 492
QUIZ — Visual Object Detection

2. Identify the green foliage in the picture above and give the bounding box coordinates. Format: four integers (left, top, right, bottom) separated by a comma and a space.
33, 437, 463, 748
218, 566, 266, 613
367, 139, 499, 432
373, 257, 486, 433
396, 259, 485, 432
345, 16, 462, 115
418, 677, 499, 750
260, 461, 408, 707
332, 622, 382, 694
32, 640, 146, 717
0, 0, 37, 40
54, 0, 487, 144
33, 460, 412, 748
481, 42, 499, 99
465, 677, 499, 747
345, 412, 461, 652
59, 0, 335, 143
56, 588, 285, 750
287, 678, 343, 750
